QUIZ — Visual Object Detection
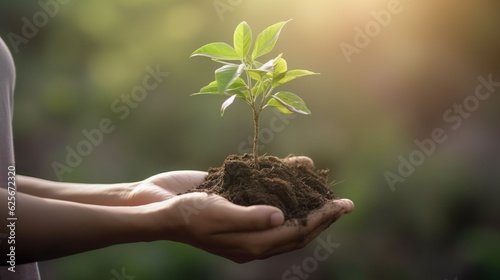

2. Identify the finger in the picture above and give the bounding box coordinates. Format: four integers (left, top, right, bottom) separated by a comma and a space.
282, 156, 315, 169
211, 201, 285, 232
206, 199, 354, 261
318, 199, 355, 217
251, 199, 354, 257
206, 223, 307, 262
304, 199, 355, 234
300, 198, 354, 241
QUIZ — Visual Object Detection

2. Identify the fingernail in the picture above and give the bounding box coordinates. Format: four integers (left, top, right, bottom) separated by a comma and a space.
341, 199, 354, 213
270, 212, 284, 227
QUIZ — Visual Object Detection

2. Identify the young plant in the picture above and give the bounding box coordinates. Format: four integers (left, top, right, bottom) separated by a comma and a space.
191, 20, 318, 167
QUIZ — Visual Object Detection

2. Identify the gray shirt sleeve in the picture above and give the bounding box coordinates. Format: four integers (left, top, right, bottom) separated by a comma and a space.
0, 37, 41, 280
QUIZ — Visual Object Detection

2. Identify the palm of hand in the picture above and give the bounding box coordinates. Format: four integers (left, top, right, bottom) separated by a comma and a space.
127, 171, 207, 205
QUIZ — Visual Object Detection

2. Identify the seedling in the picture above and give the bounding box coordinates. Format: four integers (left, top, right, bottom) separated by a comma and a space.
191, 20, 318, 167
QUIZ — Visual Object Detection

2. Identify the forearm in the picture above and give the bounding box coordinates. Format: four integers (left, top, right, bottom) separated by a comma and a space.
0, 189, 162, 264
16, 175, 136, 206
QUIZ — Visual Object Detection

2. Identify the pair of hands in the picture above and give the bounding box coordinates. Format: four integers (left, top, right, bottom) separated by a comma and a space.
128, 157, 354, 263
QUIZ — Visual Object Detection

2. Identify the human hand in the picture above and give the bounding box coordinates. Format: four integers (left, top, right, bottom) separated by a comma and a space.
143, 157, 354, 263
153, 192, 353, 263
125, 170, 207, 205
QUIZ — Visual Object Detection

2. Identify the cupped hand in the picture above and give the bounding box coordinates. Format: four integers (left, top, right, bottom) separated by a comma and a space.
158, 192, 353, 263
141, 156, 354, 263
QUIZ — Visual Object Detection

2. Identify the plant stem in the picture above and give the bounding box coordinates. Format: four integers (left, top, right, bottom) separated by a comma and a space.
244, 61, 261, 169
252, 106, 260, 168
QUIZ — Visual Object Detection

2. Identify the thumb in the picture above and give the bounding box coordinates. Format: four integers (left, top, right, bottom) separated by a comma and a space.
215, 200, 285, 232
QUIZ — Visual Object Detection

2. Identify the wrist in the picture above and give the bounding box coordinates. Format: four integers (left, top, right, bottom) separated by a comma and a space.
119, 181, 141, 206
132, 200, 178, 243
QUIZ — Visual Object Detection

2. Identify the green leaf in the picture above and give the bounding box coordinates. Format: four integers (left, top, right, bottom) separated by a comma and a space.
248, 54, 282, 81
253, 60, 263, 68
191, 42, 241, 60
265, 98, 293, 114
191, 78, 247, 96
273, 69, 318, 87
267, 91, 311, 115
233, 21, 252, 59
258, 56, 277, 72
220, 95, 237, 117
215, 64, 245, 93
248, 69, 266, 81
191, 82, 225, 96
233, 90, 251, 103
228, 78, 247, 90
273, 58, 287, 75
251, 20, 290, 60
272, 58, 288, 83
198, 81, 220, 94
190, 92, 226, 96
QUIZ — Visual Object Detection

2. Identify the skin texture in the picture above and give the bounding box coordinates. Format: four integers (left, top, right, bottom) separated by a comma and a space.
0, 157, 354, 264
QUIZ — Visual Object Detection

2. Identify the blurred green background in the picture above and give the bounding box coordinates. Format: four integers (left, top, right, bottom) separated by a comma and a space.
1, 0, 499, 279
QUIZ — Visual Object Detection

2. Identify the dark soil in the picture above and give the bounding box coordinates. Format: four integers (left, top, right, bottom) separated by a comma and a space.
189, 154, 335, 225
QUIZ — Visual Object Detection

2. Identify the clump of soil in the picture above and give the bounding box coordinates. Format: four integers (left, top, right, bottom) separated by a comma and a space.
190, 154, 335, 225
